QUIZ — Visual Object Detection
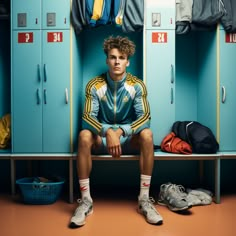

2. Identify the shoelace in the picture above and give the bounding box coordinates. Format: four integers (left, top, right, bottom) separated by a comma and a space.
74, 199, 91, 215
167, 184, 187, 199
141, 197, 159, 214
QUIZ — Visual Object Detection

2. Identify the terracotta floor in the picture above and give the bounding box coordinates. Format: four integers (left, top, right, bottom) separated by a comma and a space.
0, 192, 235, 236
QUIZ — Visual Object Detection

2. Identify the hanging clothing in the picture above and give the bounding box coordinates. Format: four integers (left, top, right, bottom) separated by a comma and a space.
97, 0, 113, 25
86, 0, 112, 27
71, 0, 144, 33
89, 0, 104, 26
192, 0, 224, 26
176, 0, 193, 35
71, 0, 87, 35
113, 0, 126, 27
220, 0, 236, 33
122, 0, 144, 33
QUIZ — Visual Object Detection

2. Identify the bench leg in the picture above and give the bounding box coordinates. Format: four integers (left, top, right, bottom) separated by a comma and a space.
69, 159, 74, 203
199, 160, 204, 185
10, 159, 16, 195
214, 157, 221, 204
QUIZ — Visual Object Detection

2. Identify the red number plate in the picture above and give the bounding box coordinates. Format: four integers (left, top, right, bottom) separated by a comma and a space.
18, 33, 33, 43
152, 32, 168, 43
225, 33, 236, 43
47, 32, 63, 43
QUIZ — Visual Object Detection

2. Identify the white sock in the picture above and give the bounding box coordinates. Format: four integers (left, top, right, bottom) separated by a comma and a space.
139, 174, 151, 199
79, 178, 92, 202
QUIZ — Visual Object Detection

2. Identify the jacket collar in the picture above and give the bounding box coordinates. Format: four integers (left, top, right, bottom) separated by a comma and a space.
106, 72, 127, 90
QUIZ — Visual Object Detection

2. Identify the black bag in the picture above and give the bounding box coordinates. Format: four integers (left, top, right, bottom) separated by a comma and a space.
172, 121, 219, 154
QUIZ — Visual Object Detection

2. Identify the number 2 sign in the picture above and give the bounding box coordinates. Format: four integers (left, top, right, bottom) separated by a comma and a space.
152, 32, 168, 43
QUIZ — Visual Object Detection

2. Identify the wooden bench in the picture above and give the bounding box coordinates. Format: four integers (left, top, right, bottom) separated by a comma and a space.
4, 151, 222, 204
90, 151, 221, 204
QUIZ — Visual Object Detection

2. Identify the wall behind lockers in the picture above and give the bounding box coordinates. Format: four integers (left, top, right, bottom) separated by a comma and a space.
0, 20, 10, 117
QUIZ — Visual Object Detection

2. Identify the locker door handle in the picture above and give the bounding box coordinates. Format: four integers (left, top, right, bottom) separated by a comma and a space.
36, 89, 41, 104
222, 86, 226, 103
171, 88, 174, 104
65, 88, 69, 104
44, 64, 47, 82
171, 64, 174, 84
37, 64, 41, 82
44, 89, 47, 104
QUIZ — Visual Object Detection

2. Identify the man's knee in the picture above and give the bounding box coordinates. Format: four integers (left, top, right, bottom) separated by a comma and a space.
139, 129, 153, 143
78, 130, 93, 146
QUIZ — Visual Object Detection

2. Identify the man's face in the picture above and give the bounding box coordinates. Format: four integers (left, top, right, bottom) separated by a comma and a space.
106, 48, 130, 80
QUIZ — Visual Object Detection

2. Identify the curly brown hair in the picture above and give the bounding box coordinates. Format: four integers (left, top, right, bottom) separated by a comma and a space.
103, 36, 135, 58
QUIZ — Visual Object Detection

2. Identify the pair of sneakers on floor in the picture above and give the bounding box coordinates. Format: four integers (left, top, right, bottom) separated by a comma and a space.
70, 194, 163, 228
157, 182, 212, 212
70, 183, 212, 228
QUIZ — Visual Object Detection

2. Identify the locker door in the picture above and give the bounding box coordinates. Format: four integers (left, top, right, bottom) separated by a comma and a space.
42, 0, 70, 30
219, 31, 236, 151
42, 30, 70, 153
12, 0, 41, 30
146, 30, 175, 145
12, 30, 43, 153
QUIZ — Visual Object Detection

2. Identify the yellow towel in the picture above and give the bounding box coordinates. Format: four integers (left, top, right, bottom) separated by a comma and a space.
0, 113, 11, 148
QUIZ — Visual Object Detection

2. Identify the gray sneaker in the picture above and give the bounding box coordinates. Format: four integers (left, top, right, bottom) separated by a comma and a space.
157, 183, 191, 211
70, 197, 93, 228
138, 195, 163, 225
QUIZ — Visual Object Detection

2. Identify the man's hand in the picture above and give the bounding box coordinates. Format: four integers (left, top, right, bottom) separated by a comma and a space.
106, 128, 123, 158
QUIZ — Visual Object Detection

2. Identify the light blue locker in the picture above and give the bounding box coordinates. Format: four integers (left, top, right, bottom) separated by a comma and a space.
12, 0, 70, 30
12, 0, 41, 30
145, 1, 175, 146
146, 7, 175, 30
11, 1, 71, 153
12, 30, 43, 152
42, 30, 70, 152
219, 30, 236, 151
12, 30, 71, 153
42, 0, 70, 29
146, 30, 175, 145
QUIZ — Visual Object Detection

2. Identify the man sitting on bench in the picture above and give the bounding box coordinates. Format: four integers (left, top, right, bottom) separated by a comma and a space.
70, 36, 163, 227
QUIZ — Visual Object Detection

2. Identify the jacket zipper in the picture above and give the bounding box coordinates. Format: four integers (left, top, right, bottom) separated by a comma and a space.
114, 82, 117, 124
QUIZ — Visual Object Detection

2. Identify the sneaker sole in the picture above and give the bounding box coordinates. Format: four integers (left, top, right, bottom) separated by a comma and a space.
69, 209, 93, 228
137, 208, 163, 225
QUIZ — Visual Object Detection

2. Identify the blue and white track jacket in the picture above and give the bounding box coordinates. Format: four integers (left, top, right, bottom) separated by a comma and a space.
82, 72, 151, 137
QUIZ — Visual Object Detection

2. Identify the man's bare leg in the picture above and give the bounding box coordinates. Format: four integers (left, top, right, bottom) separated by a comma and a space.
70, 130, 102, 227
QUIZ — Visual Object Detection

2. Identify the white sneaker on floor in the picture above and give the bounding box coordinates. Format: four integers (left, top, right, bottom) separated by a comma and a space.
138, 195, 163, 225
70, 197, 93, 228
